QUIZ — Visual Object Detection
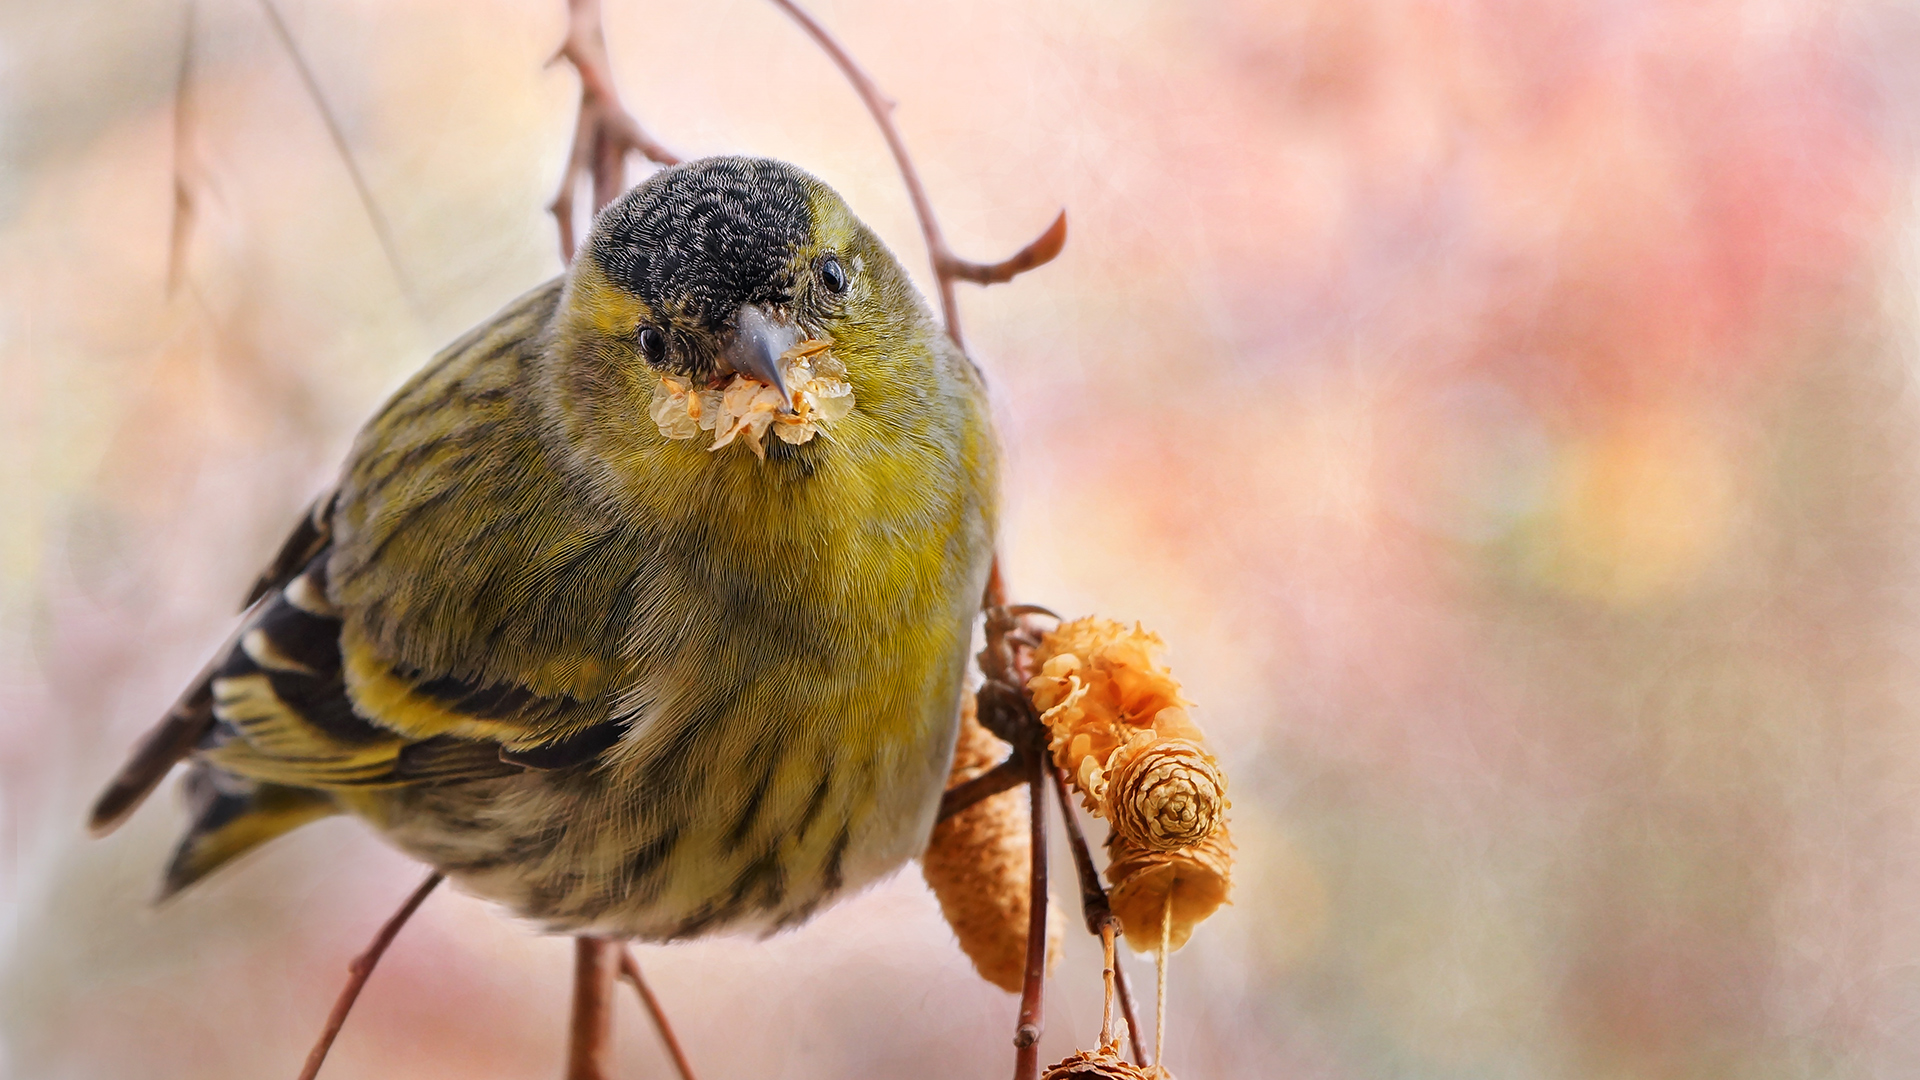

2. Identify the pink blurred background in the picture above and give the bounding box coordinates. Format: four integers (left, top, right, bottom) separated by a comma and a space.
9, 0, 1920, 1076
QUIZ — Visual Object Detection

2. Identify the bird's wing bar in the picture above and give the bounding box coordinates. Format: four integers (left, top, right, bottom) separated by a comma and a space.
335, 623, 625, 767
241, 492, 336, 610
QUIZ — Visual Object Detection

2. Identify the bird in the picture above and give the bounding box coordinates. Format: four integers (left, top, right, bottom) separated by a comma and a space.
88, 156, 999, 940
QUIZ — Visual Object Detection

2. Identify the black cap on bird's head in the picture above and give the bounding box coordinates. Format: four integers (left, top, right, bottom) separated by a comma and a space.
580, 157, 850, 409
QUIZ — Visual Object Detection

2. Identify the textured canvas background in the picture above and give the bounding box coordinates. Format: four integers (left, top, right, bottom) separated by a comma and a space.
8, 1, 1920, 1077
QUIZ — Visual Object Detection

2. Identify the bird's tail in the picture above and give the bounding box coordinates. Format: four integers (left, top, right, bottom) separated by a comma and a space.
88, 673, 220, 836
160, 762, 338, 899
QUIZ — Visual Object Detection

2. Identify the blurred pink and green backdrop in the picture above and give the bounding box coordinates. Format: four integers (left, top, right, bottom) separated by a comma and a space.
7, 0, 1920, 1077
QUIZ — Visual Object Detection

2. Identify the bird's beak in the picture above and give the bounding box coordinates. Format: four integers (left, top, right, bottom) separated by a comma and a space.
723, 304, 802, 413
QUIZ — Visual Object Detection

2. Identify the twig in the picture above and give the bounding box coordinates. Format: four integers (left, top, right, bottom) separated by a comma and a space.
763, 0, 1065, 353
618, 946, 700, 1080
1113, 932, 1147, 1068
1155, 895, 1171, 1069
255, 0, 414, 305
1013, 735, 1049, 1080
1098, 922, 1118, 1049
937, 751, 1028, 822
985, 556, 1009, 610
1051, 767, 1149, 1066
1052, 774, 1108, 936
972, 595, 1073, 1078
295, 871, 443, 1080
566, 937, 620, 1080
166, 1, 196, 296
549, 0, 681, 260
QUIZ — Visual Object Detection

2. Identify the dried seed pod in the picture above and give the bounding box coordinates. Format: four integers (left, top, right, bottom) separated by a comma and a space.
1027, 619, 1208, 814
650, 340, 853, 457
1029, 617, 1234, 953
1042, 1047, 1170, 1079
922, 694, 1062, 992
1106, 826, 1234, 954
1104, 739, 1227, 852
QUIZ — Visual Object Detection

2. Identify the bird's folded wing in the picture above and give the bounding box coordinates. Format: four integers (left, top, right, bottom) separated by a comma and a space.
204, 555, 623, 790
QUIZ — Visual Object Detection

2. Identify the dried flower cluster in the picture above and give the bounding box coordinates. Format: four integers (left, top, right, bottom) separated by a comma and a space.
648, 338, 854, 459
1028, 619, 1233, 953
923, 694, 1062, 992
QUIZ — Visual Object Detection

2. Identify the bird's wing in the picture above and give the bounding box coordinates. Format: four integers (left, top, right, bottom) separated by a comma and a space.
91, 280, 635, 828
310, 277, 665, 753
203, 277, 639, 786
142, 538, 621, 799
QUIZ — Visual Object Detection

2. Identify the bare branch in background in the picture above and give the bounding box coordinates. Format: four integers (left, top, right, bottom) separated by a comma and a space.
618, 946, 701, 1080
295, 872, 443, 1080
944, 211, 1068, 285
255, 0, 415, 306
549, 0, 681, 260
764, 0, 1066, 354
938, 750, 1031, 821
166, 1, 197, 296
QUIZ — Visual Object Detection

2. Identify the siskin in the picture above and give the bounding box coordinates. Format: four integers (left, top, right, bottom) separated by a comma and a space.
89, 157, 1000, 939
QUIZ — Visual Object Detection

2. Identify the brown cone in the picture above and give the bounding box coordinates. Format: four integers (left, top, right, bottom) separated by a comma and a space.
1104, 739, 1227, 852
1042, 1047, 1171, 1079
1106, 826, 1235, 953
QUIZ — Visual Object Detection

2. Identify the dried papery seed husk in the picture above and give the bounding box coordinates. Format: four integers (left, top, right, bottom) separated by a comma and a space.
922, 694, 1062, 992
1027, 619, 1204, 813
1103, 739, 1227, 852
650, 339, 853, 456
1106, 826, 1234, 954
1027, 617, 1233, 953
1041, 1047, 1170, 1079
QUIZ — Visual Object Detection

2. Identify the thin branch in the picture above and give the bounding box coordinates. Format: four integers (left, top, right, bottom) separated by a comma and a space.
937, 751, 1028, 822
618, 946, 700, 1080
1052, 767, 1149, 1066
1113, 945, 1147, 1069
943, 211, 1068, 285
985, 556, 1009, 610
566, 937, 620, 1080
166, 1, 196, 296
1155, 895, 1171, 1069
549, 0, 681, 260
296, 872, 443, 1080
973, 590, 1065, 1079
1098, 922, 1117, 1049
1051, 770, 1108, 932
255, 0, 414, 306
764, 0, 1065, 353
1013, 742, 1050, 1080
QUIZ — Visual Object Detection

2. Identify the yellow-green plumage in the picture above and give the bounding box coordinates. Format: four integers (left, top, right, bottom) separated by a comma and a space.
91, 158, 998, 936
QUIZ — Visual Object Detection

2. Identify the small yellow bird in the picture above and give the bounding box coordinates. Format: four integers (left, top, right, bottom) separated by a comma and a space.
90, 156, 999, 938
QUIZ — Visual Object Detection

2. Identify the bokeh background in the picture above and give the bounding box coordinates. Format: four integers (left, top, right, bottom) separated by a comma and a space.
8, 0, 1920, 1076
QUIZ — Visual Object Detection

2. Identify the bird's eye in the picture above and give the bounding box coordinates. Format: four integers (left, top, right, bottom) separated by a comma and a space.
819, 255, 849, 295
638, 326, 667, 364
